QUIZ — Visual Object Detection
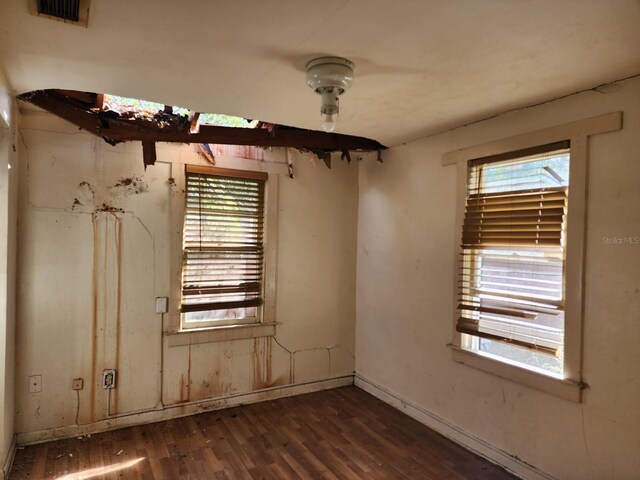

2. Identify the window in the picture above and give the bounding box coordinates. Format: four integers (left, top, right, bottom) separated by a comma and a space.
458, 142, 570, 377
181, 165, 267, 329
444, 112, 622, 401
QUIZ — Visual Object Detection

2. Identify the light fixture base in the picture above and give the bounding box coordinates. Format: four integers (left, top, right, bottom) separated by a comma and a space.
305, 56, 354, 132
305, 57, 355, 94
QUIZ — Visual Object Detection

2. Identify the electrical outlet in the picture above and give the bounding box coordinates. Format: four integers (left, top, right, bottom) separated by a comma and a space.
29, 375, 42, 393
103, 369, 116, 389
72, 378, 84, 390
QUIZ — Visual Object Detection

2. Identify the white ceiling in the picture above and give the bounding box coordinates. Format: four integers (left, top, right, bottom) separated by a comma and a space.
2, 0, 640, 146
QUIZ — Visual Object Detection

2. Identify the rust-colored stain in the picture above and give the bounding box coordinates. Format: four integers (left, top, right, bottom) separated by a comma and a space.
211, 360, 223, 397
251, 338, 261, 390
202, 356, 223, 399
187, 344, 192, 400
101, 216, 110, 416
113, 217, 122, 416
178, 374, 189, 403
265, 337, 273, 387
177, 344, 192, 403
251, 337, 275, 390
191, 380, 206, 401
90, 214, 98, 422
264, 337, 288, 388
290, 355, 295, 384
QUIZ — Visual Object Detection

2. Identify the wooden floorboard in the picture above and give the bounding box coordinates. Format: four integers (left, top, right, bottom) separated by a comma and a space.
9, 386, 518, 479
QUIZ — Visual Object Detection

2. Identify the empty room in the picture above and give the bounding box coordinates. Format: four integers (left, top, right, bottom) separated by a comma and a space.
0, 1, 639, 479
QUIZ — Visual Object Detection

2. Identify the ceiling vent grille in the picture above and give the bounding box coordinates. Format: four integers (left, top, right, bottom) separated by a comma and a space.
38, 0, 80, 21
29, 0, 90, 26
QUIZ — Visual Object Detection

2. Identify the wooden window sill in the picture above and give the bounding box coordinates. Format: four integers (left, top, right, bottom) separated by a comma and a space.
167, 323, 277, 347
449, 345, 585, 402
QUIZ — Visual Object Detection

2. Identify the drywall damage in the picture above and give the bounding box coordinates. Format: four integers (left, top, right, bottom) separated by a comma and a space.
15, 111, 357, 440
17, 89, 386, 171
70, 176, 148, 213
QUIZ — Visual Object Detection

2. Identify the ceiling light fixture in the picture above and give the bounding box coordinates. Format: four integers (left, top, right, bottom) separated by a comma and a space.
305, 57, 354, 133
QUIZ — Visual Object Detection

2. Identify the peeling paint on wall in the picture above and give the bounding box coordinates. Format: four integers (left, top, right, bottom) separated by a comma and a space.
109, 176, 149, 196
15, 115, 357, 437
71, 176, 149, 213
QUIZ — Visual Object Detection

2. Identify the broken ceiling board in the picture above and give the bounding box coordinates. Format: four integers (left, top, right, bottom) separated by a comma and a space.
57, 89, 100, 106
142, 141, 156, 168
188, 112, 200, 133
18, 89, 387, 153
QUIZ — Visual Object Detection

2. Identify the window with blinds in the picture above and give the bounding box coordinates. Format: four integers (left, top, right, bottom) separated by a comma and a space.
458, 142, 570, 374
181, 165, 267, 327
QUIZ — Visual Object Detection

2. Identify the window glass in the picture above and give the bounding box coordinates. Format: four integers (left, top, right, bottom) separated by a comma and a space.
460, 148, 570, 377
181, 170, 266, 328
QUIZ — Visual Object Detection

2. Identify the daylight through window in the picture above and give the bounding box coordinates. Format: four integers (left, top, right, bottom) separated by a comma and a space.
458, 142, 570, 376
181, 166, 267, 328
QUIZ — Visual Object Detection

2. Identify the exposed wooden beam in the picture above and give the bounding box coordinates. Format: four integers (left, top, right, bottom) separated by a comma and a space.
18, 89, 387, 152
21, 89, 110, 139
101, 122, 382, 150
95, 93, 104, 110
57, 89, 98, 106
142, 141, 157, 169
189, 112, 201, 133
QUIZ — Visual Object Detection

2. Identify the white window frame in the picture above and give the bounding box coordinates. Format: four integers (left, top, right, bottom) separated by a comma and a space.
167, 159, 279, 342
443, 112, 622, 402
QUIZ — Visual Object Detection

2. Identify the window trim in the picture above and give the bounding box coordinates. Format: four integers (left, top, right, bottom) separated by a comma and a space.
443, 112, 622, 402
167, 161, 279, 336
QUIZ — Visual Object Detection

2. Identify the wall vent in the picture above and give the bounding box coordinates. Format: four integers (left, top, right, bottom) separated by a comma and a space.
29, 0, 90, 27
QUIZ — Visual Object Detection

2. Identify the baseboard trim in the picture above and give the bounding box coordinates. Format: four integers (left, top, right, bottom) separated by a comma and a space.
354, 374, 557, 480
2, 435, 16, 480
17, 375, 354, 445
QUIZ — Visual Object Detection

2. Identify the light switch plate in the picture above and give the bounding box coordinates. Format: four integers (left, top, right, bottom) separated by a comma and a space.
29, 375, 42, 393
155, 296, 168, 314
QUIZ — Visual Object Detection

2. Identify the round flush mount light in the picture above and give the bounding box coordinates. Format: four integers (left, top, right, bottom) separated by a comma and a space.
305, 57, 354, 132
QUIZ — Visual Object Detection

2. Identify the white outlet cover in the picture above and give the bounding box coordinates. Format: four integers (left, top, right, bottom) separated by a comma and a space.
155, 296, 168, 314
29, 375, 42, 393
103, 369, 116, 389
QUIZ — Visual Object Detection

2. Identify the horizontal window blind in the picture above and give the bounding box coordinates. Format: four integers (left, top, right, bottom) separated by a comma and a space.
181, 167, 266, 320
458, 147, 570, 355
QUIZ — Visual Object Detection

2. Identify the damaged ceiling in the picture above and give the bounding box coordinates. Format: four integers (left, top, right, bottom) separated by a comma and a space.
2, 0, 640, 146
17, 89, 384, 169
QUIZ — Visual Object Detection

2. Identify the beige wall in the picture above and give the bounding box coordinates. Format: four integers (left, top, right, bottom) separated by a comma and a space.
14, 74, 640, 479
15, 112, 356, 437
0, 70, 17, 478
356, 76, 640, 480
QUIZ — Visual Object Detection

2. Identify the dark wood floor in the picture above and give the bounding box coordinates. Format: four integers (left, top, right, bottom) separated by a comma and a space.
10, 386, 518, 479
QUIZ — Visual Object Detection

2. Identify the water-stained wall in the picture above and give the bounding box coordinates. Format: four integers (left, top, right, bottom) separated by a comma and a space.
15, 110, 357, 437
356, 76, 640, 480
0, 71, 18, 477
